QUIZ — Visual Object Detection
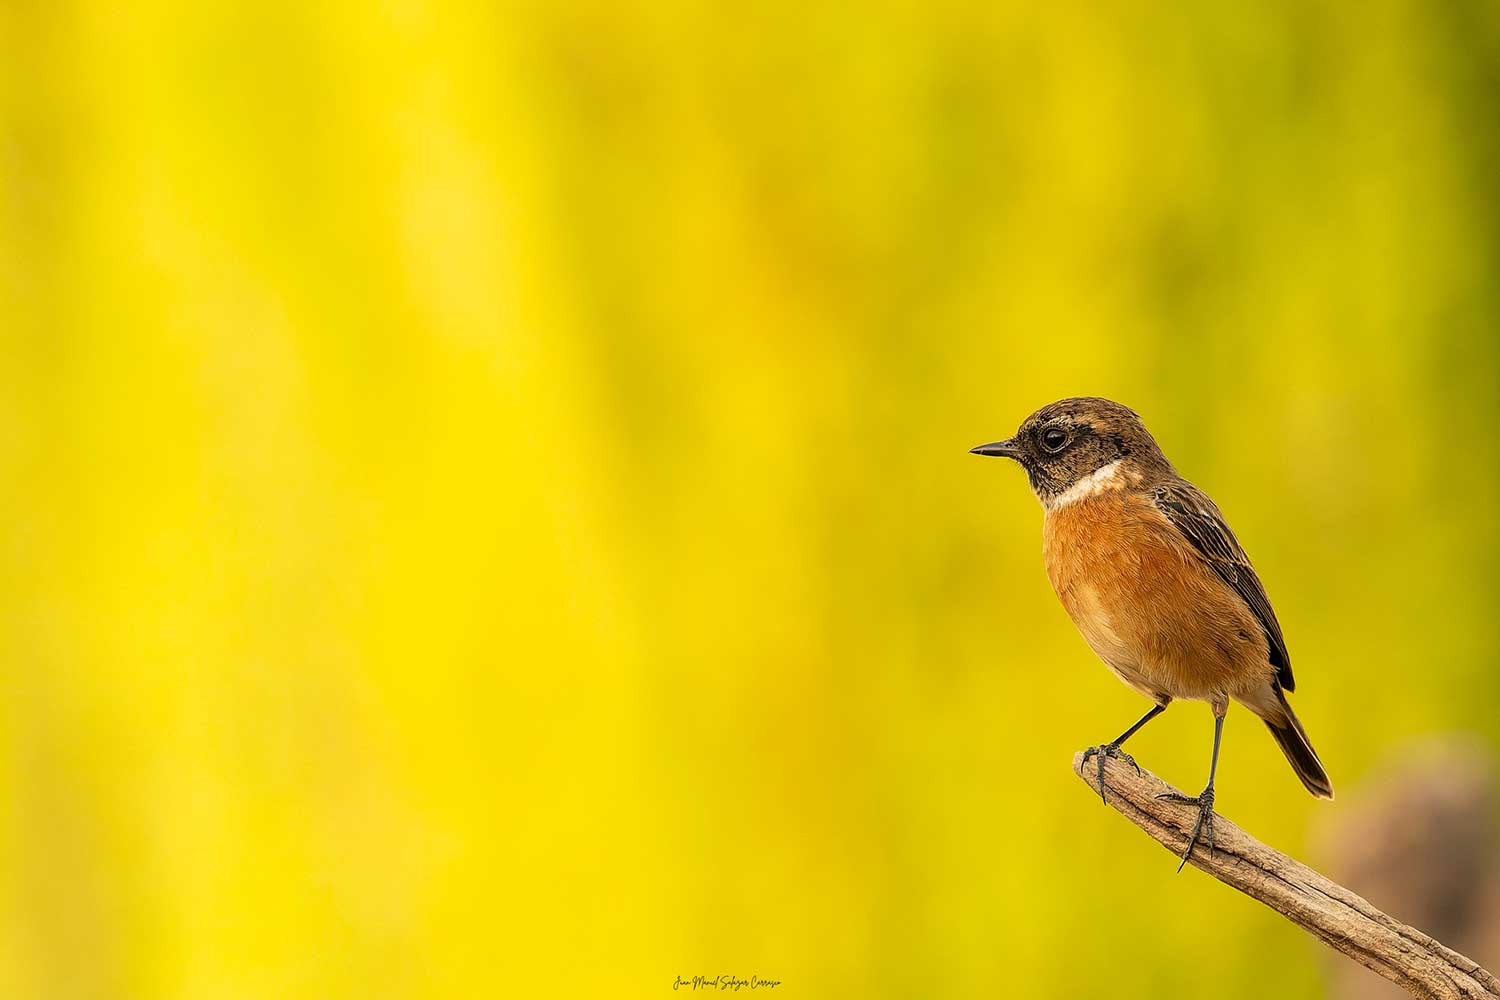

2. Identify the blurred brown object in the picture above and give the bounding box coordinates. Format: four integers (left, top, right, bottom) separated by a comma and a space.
1319, 738, 1500, 1000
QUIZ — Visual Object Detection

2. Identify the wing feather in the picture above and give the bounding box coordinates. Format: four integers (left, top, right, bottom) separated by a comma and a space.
1151, 482, 1294, 691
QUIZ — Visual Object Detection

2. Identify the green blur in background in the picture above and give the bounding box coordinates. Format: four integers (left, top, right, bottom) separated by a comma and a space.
2, 2, 1499, 997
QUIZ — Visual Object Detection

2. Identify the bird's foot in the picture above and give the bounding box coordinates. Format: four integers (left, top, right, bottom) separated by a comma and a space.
1079, 742, 1141, 805
1155, 785, 1215, 873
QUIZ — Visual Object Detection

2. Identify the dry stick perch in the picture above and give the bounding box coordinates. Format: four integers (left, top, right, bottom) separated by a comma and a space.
1074, 752, 1500, 1000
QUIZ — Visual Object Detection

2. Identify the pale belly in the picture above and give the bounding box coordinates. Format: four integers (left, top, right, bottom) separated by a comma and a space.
1066, 581, 1161, 696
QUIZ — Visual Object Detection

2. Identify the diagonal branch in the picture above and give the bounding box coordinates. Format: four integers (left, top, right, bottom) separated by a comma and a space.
1074, 752, 1500, 1000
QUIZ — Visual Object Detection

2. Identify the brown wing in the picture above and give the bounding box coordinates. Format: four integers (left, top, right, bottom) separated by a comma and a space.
1151, 481, 1294, 691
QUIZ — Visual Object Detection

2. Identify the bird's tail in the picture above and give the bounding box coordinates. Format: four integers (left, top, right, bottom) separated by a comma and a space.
1254, 685, 1334, 800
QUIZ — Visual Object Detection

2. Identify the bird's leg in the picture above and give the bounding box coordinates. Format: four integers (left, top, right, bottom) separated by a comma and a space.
1156, 711, 1225, 873
1081, 703, 1166, 804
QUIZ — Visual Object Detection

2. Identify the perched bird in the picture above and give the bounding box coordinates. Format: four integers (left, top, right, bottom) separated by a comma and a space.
971, 397, 1331, 870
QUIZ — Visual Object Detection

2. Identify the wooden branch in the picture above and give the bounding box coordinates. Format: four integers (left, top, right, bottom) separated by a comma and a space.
1074, 752, 1500, 1000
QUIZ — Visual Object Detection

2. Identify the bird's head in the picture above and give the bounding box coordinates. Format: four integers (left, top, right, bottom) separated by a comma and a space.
970, 397, 1171, 508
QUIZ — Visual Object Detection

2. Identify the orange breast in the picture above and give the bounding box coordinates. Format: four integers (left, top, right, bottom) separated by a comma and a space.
1041, 491, 1272, 708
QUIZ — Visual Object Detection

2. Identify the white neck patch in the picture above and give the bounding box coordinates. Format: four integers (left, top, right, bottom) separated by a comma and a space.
1045, 460, 1126, 510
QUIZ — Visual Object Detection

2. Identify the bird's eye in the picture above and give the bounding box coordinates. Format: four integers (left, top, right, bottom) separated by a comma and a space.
1041, 427, 1069, 452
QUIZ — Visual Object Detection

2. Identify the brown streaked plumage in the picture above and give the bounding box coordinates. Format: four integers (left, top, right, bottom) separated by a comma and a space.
971, 397, 1331, 870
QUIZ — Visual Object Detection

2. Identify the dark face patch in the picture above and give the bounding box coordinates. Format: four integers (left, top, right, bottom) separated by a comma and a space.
1004, 397, 1170, 503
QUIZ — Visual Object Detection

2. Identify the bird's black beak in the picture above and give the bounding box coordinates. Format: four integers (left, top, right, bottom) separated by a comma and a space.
969, 438, 1021, 460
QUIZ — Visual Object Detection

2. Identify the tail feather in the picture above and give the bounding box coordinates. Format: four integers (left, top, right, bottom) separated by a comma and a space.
1261, 688, 1334, 799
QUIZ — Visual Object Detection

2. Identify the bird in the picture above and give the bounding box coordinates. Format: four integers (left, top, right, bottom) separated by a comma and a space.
970, 397, 1331, 871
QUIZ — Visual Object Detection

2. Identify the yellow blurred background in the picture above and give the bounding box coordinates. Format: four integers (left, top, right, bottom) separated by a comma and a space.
2, 2, 1499, 997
